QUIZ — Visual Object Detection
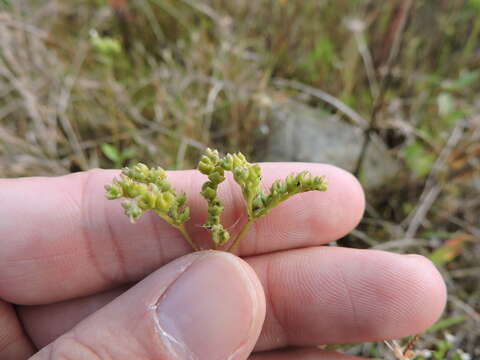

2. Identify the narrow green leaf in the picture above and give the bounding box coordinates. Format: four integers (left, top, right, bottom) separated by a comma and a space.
101, 144, 121, 163
427, 316, 467, 333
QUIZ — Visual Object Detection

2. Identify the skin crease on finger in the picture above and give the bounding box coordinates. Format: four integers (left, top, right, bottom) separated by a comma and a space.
28, 251, 266, 360
249, 348, 365, 359
19, 247, 446, 352
0, 165, 447, 357
0, 300, 35, 358
0, 163, 365, 305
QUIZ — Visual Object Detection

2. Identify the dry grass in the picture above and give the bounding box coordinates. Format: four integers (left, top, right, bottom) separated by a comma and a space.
0, 0, 479, 358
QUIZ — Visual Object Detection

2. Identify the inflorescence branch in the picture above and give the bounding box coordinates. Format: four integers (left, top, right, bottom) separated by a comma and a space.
105, 149, 328, 252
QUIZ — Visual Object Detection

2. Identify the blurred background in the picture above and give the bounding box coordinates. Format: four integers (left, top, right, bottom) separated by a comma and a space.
0, 0, 479, 358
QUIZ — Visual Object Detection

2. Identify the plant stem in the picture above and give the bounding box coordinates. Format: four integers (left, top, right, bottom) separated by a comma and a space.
353, 0, 413, 177
460, 14, 480, 69
178, 225, 200, 251
227, 219, 254, 252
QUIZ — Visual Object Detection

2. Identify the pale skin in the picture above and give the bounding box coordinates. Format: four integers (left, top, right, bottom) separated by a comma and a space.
0, 163, 446, 359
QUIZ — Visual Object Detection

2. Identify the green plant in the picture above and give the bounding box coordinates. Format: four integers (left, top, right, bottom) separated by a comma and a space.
101, 143, 137, 169
413, 334, 472, 360
90, 31, 122, 66
105, 148, 328, 252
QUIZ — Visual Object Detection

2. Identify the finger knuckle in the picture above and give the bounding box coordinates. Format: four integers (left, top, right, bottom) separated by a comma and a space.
47, 336, 104, 360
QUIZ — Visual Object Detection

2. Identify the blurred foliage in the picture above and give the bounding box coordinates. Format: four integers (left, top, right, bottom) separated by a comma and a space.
429, 233, 472, 268
427, 317, 467, 334
101, 143, 136, 168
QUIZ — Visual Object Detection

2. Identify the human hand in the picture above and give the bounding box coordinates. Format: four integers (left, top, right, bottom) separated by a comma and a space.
0, 163, 446, 359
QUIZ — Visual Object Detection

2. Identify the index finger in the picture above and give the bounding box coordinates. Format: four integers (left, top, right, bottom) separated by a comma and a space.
0, 163, 364, 304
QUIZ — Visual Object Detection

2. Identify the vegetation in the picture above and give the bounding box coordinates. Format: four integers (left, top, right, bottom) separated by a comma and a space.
105, 148, 327, 251
0, 0, 478, 358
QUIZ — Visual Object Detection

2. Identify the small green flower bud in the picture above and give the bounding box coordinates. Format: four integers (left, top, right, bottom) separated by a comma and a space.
298, 171, 309, 184
314, 176, 328, 190
205, 148, 219, 160
208, 205, 222, 216
176, 192, 187, 207
121, 199, 131, 210
178, 207, 190, 223
208, 171, 225, 183
285, 174, 295, 191
104, 184, 123, 199
248, 165, 261, 182
271, 180, 281, 193
137, 192, 156, 210
252, 195, 264, 210
133, 163, 149, 178
220, 154, 234, 170
198, 161, 215, 175
149, 183, 160, 193
201, 184, 217, 200
148, 167, 166, 183
157, 180, 172, 192
121, 200, 142, 222
169, 205, 178, 219
159, 181, 171, 192
211, 225, 230, 246
233, 167, 248, 181
234, 152, 246, 164
200, 155, 213, 165
157, 192, 174, 211
126, 182, 144, 198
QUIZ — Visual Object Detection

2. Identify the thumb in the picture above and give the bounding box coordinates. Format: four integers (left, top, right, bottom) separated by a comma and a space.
31, 251, 266, 360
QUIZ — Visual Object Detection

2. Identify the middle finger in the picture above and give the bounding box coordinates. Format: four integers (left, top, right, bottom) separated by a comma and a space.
19, 247, 446, 351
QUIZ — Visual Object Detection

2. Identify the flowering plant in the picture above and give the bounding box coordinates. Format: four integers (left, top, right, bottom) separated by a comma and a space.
105, 148, 328, 252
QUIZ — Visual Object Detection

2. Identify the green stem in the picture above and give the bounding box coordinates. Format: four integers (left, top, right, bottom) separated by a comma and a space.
178, 225, 200, 251
460, 14, 480, 68
226, 219, 254, 252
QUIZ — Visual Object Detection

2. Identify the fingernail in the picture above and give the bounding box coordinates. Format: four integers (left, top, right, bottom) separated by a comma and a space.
155, 251, 259, 360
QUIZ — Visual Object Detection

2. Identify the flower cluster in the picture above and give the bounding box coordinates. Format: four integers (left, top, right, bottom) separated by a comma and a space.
252, 171, 328, 218
198, 149, 328, 250
105, 163, 189, 227
198, 149, 230, 246
105, 148, 328, 252
218, 152, 262, 219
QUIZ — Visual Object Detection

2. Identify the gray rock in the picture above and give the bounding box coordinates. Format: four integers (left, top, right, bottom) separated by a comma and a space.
258, 100, 400, 189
